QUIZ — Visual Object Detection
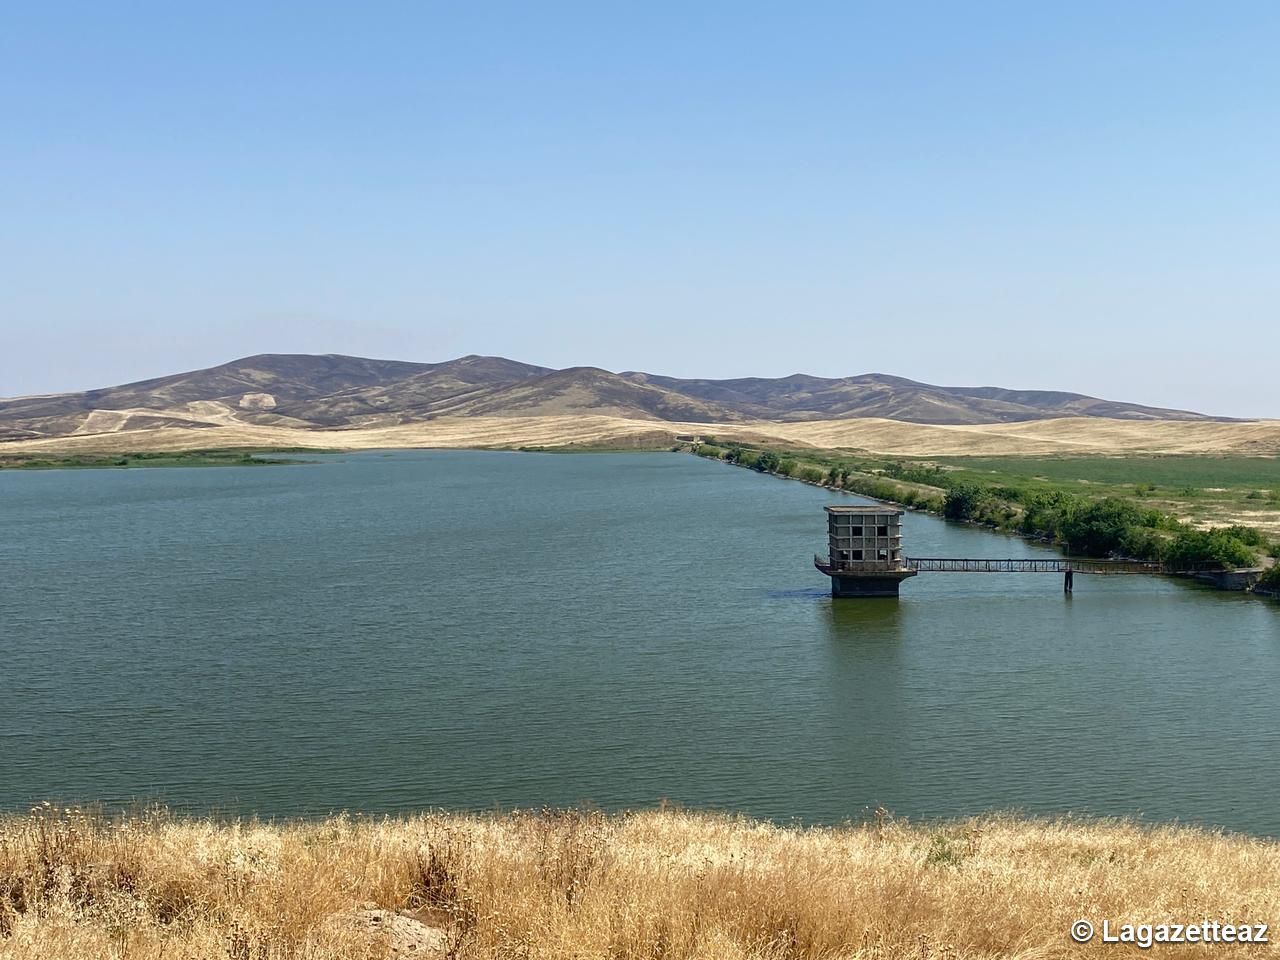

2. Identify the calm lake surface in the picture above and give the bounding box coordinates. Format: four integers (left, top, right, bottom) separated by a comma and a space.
3, 451, 1279, 830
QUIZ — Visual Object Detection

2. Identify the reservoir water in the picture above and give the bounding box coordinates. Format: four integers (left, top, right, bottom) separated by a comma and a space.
2, 450, 1278, 830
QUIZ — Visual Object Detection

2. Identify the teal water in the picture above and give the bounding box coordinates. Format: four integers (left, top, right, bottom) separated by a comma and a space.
2, 451, 1278, 830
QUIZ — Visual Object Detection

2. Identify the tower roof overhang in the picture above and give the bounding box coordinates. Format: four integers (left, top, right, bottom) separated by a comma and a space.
824, 505, 903, 515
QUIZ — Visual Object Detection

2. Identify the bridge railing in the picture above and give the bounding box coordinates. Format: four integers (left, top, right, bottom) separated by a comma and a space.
905, 557, 1165, 575
819, 554, 1238, 577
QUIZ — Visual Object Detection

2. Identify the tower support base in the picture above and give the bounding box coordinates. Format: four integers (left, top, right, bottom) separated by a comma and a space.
829, 570, 918, 598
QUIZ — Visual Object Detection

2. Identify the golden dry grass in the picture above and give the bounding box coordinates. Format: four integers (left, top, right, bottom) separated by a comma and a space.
4, 413, 1280, 459
752, 417, 1280, 457
0, 416, 708, 457
2, 806, 1278, 959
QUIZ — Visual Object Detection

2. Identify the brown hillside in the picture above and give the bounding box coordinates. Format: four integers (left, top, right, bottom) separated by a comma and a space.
623, 371, 1220, 424
0, 352, 1244, 443
424, 367, 744, 421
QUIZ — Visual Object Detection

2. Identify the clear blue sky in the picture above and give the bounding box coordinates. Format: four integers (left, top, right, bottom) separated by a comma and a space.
3, 2, 1277, 416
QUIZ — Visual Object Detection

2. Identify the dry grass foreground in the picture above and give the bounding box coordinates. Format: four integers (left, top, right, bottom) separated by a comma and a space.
2, 807, 1279, 959
4, 414, 1280, 458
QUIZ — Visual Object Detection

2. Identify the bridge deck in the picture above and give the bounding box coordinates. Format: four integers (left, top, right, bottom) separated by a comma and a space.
905, 557, 1164, 575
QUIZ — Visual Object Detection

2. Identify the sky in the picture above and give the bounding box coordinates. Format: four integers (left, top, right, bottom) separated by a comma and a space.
2, 2, 1277, 417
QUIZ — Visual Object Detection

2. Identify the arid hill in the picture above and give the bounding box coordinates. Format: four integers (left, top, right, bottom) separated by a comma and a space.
0, 354, 547, 438
0, 353, 1235, 443
621, 371, 1217, 424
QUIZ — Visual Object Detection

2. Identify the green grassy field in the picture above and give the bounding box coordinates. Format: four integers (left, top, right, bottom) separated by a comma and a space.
931, 456, 1280, 533
936, 455, 1280, 490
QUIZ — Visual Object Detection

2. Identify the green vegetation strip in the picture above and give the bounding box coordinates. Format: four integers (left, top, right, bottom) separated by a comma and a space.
0, 449, 319, 470
692, 441, 1280, 572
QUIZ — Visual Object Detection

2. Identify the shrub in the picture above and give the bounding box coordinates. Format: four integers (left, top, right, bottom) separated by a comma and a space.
754, 451, 780, 473
797, 466, 825, 483
1163, 529, 1258, 570
834, 474, 904, 505
1221, 524, 1269, 548
1117, 526, 1163, 560
926, 832, 970, 867
875, 480, 900, 500
882, 461, 948, 487
777, 458, 798, 477
1138, 508, 1167, 529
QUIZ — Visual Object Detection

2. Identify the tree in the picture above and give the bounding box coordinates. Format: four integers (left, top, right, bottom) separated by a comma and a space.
943, 483, 988, 521
1018, 490, 1078, 537
1057, 498, 1144, 556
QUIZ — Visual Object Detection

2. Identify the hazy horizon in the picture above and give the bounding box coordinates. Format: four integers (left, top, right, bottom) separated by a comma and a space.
4, 3, 1277, 417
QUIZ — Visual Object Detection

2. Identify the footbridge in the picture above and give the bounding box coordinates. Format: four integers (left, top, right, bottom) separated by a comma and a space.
813, 552, 1166, 595
905, 558, 1163, 575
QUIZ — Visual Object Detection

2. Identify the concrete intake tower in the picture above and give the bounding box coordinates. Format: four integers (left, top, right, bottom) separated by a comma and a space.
814, 505, 918, 597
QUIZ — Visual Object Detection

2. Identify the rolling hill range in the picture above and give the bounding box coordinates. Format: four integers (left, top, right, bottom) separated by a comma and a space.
0, 352, 1236, 446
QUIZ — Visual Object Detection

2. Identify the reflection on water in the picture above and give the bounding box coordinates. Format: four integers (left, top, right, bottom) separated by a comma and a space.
822, 595, 906, 641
